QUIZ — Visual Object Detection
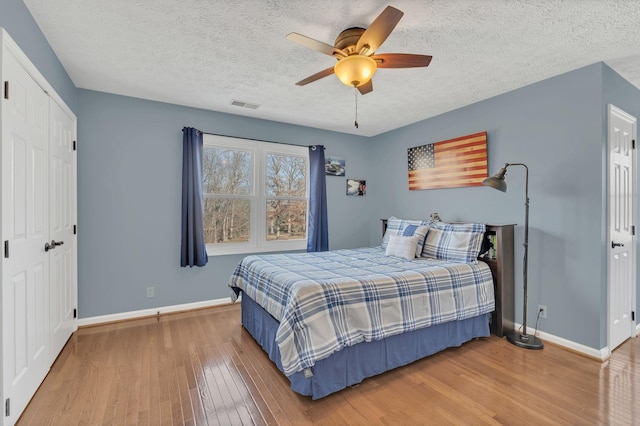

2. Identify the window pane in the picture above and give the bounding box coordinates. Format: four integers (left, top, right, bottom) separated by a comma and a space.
204, 198, 251, 244
266, 199, 307, 241
265, 153, 306, 196
203, 147, 251, 195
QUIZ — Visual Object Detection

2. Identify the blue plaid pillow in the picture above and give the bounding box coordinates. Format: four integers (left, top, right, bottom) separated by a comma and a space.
382, 217, 431, 256
421, 222, 486, 263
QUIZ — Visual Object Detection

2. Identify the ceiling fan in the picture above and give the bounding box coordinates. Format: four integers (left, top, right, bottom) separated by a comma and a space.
286, 5, 432, 95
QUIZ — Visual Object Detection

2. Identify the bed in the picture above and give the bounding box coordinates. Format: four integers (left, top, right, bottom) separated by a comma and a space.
228, 218, 501, 399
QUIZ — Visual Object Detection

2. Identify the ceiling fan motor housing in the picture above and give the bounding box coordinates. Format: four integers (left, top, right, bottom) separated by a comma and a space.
334, 27, 367, 55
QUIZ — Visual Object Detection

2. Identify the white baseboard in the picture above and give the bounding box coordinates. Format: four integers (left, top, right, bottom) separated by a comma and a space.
515, 322, 608, 361
78, 297, 235, 327
79, 307, 636, 356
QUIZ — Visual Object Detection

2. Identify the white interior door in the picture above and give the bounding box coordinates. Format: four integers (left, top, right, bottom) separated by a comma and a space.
48, 98, 76, 361
1, 49, 50, 425
608, 104, 637, 352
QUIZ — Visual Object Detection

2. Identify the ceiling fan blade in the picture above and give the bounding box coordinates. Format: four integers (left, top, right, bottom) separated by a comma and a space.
295, 66, 336, 86
286, 33, 340, 56
357, 80, 373, 95
356, 6, 404, 55
373, 53, 433, 68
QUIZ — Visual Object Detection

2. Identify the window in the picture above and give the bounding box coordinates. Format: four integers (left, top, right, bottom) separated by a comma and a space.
202, 135, 308, 255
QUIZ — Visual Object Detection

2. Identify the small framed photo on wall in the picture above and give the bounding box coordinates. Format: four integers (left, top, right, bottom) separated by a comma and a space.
325, 156, 345, 176
346, 179, 366, 196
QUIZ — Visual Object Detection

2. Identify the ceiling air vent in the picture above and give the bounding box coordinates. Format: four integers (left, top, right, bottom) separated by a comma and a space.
230, 100, 260, 110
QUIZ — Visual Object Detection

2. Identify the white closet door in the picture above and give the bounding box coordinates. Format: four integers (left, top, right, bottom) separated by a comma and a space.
48, 98, 76, 360
608, 104, 637, 351
1, 50, 50, 425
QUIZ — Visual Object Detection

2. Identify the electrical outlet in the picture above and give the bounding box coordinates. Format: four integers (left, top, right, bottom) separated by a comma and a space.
538, 304, 547, 319
146, 287, 155, 298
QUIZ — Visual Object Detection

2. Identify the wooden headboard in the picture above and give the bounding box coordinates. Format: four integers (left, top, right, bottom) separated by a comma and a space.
380, 219, 514, 338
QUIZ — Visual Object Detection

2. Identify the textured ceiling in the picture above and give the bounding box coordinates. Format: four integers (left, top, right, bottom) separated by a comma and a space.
22, 0, 640, 137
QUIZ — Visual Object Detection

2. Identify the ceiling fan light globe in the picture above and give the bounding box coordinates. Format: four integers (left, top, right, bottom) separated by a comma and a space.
334, 55, 377, 88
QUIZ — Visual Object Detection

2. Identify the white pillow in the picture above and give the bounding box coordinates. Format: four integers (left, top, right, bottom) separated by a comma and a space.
385, 235, 420, 260
381, 216, 432, 251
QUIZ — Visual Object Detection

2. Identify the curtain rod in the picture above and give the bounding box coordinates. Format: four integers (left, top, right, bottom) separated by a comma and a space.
183, 128, 324, 149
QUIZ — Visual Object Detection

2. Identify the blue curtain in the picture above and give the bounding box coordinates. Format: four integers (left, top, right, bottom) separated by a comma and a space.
307, 145, 329, 252
181, 127, 208, 267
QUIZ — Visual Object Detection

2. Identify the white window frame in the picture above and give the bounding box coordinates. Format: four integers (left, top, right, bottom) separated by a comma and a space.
203, 134, 309, 256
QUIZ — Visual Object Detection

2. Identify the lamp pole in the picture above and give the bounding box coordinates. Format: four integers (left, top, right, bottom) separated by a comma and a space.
483, 163, 543, 349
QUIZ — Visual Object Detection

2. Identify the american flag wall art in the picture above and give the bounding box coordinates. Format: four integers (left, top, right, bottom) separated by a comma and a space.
407, 131, 488, 190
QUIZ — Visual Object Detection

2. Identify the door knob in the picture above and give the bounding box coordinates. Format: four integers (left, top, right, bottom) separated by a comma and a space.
44, 240, 64, 252
611, 241, 624, 248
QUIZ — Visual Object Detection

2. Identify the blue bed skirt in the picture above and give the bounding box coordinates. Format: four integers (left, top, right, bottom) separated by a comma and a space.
240, 293, 491, 400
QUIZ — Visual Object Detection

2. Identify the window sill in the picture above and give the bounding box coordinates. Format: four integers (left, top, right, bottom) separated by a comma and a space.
206, 241, 307, 257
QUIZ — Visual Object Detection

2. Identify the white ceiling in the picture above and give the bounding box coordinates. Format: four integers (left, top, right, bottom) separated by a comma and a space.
23, 0, 640, 137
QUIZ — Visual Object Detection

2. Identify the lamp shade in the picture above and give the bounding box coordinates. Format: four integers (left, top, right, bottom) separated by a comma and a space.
482, 165, 509, 192
334, 55, 377, 87
482, 175, 507, 192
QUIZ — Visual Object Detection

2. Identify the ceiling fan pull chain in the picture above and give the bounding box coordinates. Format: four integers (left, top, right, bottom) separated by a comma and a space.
354, 87, 359, 129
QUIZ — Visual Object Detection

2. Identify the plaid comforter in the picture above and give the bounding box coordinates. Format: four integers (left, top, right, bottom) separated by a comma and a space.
229, 247, 495, 376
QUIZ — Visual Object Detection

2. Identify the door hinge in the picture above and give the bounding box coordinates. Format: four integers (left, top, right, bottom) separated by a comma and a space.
633, 311, 636, 322
4, 241, 8, 258
74, 225, 77, 235
73, 308, 77, 319
3, 81, 8, 99
73, 140, 76, 151
5, 398, 9, 417
633, 225, 636, 236
633, 139, 636, 149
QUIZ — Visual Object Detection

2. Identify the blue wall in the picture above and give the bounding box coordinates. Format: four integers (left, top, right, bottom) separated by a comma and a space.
4, 0, 640, 351
77, 90, 372, 317
0, 0, 77, 112
369, 63, 612, 349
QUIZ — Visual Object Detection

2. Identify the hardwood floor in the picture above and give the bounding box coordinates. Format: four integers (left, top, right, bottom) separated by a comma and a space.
17, 304, 640, 425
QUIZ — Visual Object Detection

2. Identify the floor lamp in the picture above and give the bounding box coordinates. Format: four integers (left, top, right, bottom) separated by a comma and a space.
483, 163, 543, 350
